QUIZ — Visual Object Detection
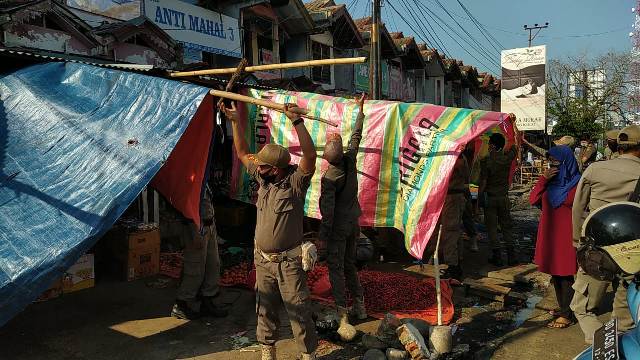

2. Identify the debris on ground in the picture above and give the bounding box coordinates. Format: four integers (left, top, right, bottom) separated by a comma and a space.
228, 331, 258, 350
397, 323, 431, 359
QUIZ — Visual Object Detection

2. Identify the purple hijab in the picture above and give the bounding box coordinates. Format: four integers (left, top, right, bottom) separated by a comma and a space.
547, 145, 581, 208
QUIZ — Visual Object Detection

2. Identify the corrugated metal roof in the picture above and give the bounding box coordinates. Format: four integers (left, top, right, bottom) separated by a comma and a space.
0, 47, 155, 71
0, 47, 280, 90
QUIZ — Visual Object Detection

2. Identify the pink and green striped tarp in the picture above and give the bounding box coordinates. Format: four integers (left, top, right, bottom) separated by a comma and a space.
230, 90, 515, 259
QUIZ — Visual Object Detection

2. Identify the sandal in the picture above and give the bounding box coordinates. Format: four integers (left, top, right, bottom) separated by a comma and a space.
548, 309, 561, 317
546, 316, 575, 329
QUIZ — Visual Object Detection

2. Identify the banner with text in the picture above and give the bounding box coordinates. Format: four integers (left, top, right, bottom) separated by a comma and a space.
501, 45, 546, 130
229, 90, 514, 259
143, 0, 241, 58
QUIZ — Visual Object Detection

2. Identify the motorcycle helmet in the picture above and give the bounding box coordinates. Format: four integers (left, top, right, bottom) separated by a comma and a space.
577, 201, 640, 281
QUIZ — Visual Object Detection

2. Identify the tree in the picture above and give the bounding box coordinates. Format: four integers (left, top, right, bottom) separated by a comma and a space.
546, 51, 630, 140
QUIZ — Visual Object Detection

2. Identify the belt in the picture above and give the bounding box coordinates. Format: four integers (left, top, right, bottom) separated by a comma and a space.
202, 218, 214, 226
257, 245, 302, 263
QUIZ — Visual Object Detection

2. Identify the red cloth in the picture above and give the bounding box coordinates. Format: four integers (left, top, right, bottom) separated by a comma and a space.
151, 94, 214, 228
529, 176, 578, 276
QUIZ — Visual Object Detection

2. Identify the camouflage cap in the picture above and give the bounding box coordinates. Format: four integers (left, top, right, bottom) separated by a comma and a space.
618, 125, 640, 146
255, 144, 291, 168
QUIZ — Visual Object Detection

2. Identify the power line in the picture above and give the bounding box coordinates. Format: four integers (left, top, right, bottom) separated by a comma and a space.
396, 0, 450, 57
385, 1, 433, 49
412, 0, 501, 69
432, 0, 501, 62
409, 0, 501, 73
455, 0, 504, 52
410, 0, 451, 57
393, 0, 446, 55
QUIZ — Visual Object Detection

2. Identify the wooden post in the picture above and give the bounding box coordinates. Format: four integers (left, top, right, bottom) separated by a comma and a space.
210, 89, 338, 127
170, 57, 367, 77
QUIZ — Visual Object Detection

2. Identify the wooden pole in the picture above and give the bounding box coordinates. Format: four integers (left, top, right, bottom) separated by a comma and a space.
171, 57, 367, 77
433, 225, 443, 326
210, 89, 337, 127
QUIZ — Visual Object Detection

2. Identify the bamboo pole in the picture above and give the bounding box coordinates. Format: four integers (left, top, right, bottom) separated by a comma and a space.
433, 224, 443, 326
211, 89, 337, 127
171, 57, 367, 77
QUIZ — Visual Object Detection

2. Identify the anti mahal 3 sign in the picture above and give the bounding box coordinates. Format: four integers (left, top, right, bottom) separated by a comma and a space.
143, 0, 241, 58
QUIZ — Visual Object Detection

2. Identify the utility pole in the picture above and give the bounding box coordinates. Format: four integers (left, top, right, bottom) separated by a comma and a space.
523, 22, 549, 47
523, 22, 549, 144
370, 0, 382, 99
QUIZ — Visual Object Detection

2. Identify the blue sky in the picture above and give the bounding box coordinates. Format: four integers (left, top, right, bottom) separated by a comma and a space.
335, 0, 634, 75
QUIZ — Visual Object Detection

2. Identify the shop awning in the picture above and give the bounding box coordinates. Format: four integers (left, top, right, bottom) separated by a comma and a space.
0, 62, 212, 326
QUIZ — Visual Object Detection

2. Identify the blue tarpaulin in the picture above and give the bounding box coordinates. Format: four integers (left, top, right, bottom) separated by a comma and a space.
0, 62, 210, 326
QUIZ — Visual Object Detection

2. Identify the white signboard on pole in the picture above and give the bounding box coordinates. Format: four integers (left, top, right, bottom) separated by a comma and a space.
143, 0, 241, 58
501, 45, 546, 130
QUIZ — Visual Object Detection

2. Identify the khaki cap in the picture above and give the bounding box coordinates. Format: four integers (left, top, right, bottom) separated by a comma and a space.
553, 135, 576, 147
618, 125, 640, 145
605, 129, 620, 140
256, 144, 291, 168
601, 239, 640, 275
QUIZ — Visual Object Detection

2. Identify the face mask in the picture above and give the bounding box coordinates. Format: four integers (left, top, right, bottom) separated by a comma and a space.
260, 172, 276, 183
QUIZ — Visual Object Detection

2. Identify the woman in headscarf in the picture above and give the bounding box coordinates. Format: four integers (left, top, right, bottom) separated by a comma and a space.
529, 145, 581, 329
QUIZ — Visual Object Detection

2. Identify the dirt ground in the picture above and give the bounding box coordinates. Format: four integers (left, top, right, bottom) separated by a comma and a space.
0, 197, 608, 359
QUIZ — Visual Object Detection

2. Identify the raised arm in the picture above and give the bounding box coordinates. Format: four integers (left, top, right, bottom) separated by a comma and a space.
221, 102, 251, 169
510, 113, 522, 164
522, 137, 547, 157
347, 94, 366, 155
284, 104, 317, 174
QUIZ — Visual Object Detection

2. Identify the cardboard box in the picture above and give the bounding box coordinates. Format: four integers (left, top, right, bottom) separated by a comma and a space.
62, 254, 95, 293
35, 277, 63, 302
113, 229, 161, 281
121, 244, 160, 281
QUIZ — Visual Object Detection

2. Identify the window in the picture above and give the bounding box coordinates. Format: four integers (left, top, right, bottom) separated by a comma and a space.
124, 35, 150, 48
311, 41, 331, 84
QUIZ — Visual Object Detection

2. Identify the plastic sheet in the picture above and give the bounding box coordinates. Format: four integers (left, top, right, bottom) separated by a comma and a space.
0, 62, 209, 326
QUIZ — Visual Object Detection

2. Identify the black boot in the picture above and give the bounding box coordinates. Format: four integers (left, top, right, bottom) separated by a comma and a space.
488, 249, 504, 267
201, 296, 229, 318
171, 300, 201, 320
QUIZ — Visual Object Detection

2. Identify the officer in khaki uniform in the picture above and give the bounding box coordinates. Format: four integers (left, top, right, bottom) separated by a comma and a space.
424, 152, 469, 280
171, 187, 228, 320
223, 102, 318, 360
319, 94, 366, 325
603, 129, 620, 161
570, 125, 640, 344
578, 137, 597, 172
479, 127, 520, 267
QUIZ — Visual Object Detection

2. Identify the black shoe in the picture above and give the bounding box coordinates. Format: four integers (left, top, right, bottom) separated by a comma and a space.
441, 265, 463, 281
171, 300, 201, 320
488, 250, 504, 267
201, 296, 229, 318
